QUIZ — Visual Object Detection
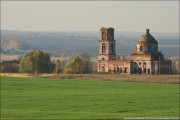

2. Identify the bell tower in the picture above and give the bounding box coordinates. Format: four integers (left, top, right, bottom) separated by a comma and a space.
98, 27, 116, 61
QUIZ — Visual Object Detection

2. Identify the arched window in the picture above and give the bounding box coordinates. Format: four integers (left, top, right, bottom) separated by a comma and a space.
148, 46, 151, 52
140, 46, 142, 51
101, 66, 105, 72
111, 43, 114, 53
117, 67, 120, 73
120, 68, 122, 73
102, 32, 105, 40
102, 43, 106, 53
124, 67, 127, 73
114, 67, 116, 73
111, 33, 113, 40
101, 57, 105, 61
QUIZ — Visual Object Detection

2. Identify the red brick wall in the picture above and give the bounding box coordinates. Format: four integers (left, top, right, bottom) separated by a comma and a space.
130, 54, 151, 61
153, 61, 172, 74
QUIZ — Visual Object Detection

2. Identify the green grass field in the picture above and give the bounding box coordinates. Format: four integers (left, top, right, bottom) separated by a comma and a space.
1, 76, 179, 119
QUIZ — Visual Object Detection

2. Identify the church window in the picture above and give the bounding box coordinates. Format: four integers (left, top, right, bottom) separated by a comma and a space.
101, 58, 105, 61
148, 69, 150, 74
111, 43, 114, 53
148, 46, 151, 52
124, 67, 127, 73
120, 68, 122, 73
140, 46, 142, 51
102, 32, 105, 40
101, 66, 105, 72
111, 33, 113, 40
102, 43, 106, 53
143, 68, 146, 73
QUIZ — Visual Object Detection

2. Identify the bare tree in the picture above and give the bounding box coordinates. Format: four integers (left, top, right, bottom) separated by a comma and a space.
80, 53, 92, 73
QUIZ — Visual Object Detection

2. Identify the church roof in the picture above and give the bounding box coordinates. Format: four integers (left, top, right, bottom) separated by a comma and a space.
137, 29, 158, 44
100, 27, 114, 30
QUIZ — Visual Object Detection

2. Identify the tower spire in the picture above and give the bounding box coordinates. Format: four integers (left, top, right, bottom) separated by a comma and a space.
146, 29, 150, 34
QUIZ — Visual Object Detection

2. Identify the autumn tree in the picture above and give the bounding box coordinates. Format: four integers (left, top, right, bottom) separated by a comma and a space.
19, 50, 52, 73
91, 61, 97, 73
80, 53, 92, 73
0, 60, 20, 73
63, 53, 93, 74
54, 59, 61, 73
63, 56, 84, 74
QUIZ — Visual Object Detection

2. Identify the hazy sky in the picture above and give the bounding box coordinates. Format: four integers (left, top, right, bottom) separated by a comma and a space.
1, 1, 179, 33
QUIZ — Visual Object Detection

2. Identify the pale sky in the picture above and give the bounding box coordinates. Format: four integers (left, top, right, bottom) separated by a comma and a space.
1, 1, 179, 33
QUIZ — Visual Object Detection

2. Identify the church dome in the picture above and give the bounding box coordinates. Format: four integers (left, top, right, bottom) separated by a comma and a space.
137, 29, 158, 44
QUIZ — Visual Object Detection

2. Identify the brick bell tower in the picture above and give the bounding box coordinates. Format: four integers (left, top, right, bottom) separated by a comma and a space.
97, 27, 116, 72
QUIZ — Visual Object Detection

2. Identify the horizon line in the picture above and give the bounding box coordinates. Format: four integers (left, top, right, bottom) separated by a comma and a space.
1, 29, 179, 34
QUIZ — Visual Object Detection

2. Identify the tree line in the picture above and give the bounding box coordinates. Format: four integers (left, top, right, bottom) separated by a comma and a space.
1, 50, 97, 74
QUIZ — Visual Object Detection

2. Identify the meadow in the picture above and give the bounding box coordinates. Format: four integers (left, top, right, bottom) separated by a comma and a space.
1, 76, 179, 119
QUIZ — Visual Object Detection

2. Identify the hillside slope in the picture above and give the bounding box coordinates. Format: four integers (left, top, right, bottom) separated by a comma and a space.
1, 39, 31, 50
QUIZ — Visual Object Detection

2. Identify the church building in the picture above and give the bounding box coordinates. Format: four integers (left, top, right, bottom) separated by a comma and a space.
97, 27, 172, 74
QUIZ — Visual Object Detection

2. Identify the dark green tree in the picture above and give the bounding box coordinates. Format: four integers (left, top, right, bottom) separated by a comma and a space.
19, 50, 52, 73
12, 63, 20, 73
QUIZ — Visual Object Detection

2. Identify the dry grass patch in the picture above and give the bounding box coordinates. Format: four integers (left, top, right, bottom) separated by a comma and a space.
1, 73, 179, 84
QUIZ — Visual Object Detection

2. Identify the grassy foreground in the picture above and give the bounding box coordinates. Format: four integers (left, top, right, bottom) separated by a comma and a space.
1, 76, 179, 119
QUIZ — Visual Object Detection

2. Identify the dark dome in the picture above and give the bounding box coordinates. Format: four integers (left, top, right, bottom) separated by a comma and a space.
137, 29, 158, 44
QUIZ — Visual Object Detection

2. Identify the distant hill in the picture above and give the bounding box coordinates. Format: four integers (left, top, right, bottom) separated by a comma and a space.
1, 30, 179, 56
1, 39, 31, 50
